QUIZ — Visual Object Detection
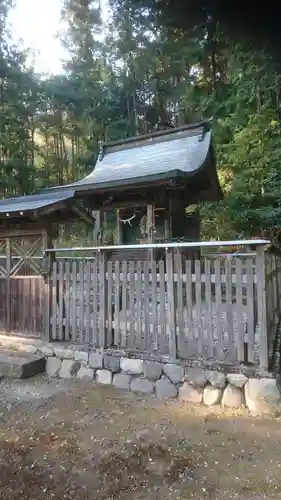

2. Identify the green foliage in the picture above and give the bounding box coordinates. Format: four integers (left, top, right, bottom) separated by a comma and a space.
1, 1, 281, 245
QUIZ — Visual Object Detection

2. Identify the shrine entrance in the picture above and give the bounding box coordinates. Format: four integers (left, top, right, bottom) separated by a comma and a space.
0, 230, 48, 338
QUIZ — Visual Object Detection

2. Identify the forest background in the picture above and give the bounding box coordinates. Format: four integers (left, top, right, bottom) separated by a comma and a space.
1, 0, 281, 245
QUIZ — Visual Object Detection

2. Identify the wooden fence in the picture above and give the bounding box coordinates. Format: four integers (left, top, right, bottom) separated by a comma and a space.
47, 243, 281, 371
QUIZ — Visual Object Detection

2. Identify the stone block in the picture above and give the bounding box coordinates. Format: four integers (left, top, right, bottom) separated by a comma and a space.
207, 371, 226, 389
245, 378, 281, 415
76, 366, 95, 381
59, 359, 80, 379
46, 357, 61, 377
20, 344, 38, 354
53, 347, 74, 360
89, 352, 103, 369
222, 385, 244, 408
130, 377, 155, 394
155, 378, 178, 400
203, 385, 223, 406
226, 373, 248, 388
185, 368, 207, 388
120, 357, 143, 375
74, 350, 89, 365
163, 363, 184, 384
0, 351, 45, 379
103, 354, 120, 373
179, 382, 203, 404
96, 369, 112, 385
143, 361, 163, 381
40, 345, 54, 357
113, 373, 132, 390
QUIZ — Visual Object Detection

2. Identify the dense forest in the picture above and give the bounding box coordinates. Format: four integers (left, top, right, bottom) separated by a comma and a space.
1, 0, 281, 243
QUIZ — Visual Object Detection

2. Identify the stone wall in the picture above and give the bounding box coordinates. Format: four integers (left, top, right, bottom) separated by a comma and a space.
0, 336, 280, 416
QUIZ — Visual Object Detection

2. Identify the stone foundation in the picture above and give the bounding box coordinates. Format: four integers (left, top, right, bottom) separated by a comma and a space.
0, 336, 280, 416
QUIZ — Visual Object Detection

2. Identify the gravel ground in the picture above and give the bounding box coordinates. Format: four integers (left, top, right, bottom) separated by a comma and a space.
0, 376, 281, 499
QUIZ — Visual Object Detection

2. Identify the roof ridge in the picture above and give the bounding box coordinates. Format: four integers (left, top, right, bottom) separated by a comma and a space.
101, 119, 212, 152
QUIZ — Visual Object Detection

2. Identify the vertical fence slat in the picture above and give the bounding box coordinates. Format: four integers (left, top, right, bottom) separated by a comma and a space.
107, 260, 113, 346
128, 261, 135, 349
214, 259, 223, 359
92, 260, 98, 346
151, 259, 158, 351
114, 261, 120, 346
225, 257, 234, 360
204, 259, 214, 358
99, 252, 106, 348
65, 261, 71, 341
143, 260, 149, 351
235, 258, 244, 362
121, 261, 127, 348
159, 260, 165, 350
58, 261, 64, 340
52, 261, 57, 340
136, 261, 142, 348
84, 261, 90, 345
71, 261, 77, 342
257, 247, 268, 371
185, 259, 193, 348
78, 261, 84, 344
195, 259, 202, 355
246, 257, 255, 363
166, 249, 177, 360
175, 250, 184, 355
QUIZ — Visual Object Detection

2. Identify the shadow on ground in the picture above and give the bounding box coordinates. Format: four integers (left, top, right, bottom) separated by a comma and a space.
0, 376, 281, 499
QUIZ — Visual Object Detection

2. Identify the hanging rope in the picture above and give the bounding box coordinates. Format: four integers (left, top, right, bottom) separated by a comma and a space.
119, 212, 136, 226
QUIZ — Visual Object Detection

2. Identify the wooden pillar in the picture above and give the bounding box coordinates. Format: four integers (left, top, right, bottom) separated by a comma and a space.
92, 210, 101, 245
42, 229, 54, 342
116, 209, 122, 244
147, 204, 155, 264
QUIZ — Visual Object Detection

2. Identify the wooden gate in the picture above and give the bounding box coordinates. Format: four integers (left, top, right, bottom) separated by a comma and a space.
0, 233, 47, 338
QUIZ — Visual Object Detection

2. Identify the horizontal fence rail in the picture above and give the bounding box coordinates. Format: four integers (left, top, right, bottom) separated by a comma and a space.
47, 242, 275, 370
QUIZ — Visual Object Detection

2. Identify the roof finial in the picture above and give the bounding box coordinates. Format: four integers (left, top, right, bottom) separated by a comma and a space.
98, 140, 104, 161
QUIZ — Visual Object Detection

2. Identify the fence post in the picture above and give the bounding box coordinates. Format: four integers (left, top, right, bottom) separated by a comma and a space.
166, 247, 177, 360
98, 249, 107, 348
256, 246, 268, 371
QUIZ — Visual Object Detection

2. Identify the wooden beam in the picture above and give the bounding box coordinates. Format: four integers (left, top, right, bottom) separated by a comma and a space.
71, 204, 96, 226
33, 201, 67, 218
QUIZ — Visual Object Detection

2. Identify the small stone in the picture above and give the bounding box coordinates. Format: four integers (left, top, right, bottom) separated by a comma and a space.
74, 350, 88, 365
40, 345, 54, 357
131, 377, 155, 394
155, 378, 178, 399
113, 373, 132, 390
245, 378, 281, 415
203, 385, 223, 406
54, 347, 74, 360
96, 369, 112, 385
46, 357, 61, 377
185, 368, 207, 388
76, 366, 94, 381
59, 360, 80, 379
207, 371, 226, 388
222, 385, 244, 408
89, 352, 103, 369
226, 373, 248, 388
163, 364, 184, 384
143, 361, 163, 381
120, 357, 143, 375
20, 344, 38, 354
179, 382, 203, 404
103, 354, 120, 373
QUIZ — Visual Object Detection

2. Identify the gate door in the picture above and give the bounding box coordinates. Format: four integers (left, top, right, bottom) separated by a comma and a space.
0, 234, 46, 338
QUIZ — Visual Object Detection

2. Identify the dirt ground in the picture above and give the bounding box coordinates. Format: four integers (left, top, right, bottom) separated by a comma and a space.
0, 376, 281, 500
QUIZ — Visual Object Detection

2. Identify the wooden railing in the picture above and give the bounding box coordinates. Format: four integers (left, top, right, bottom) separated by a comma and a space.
45, 240, 280, 371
